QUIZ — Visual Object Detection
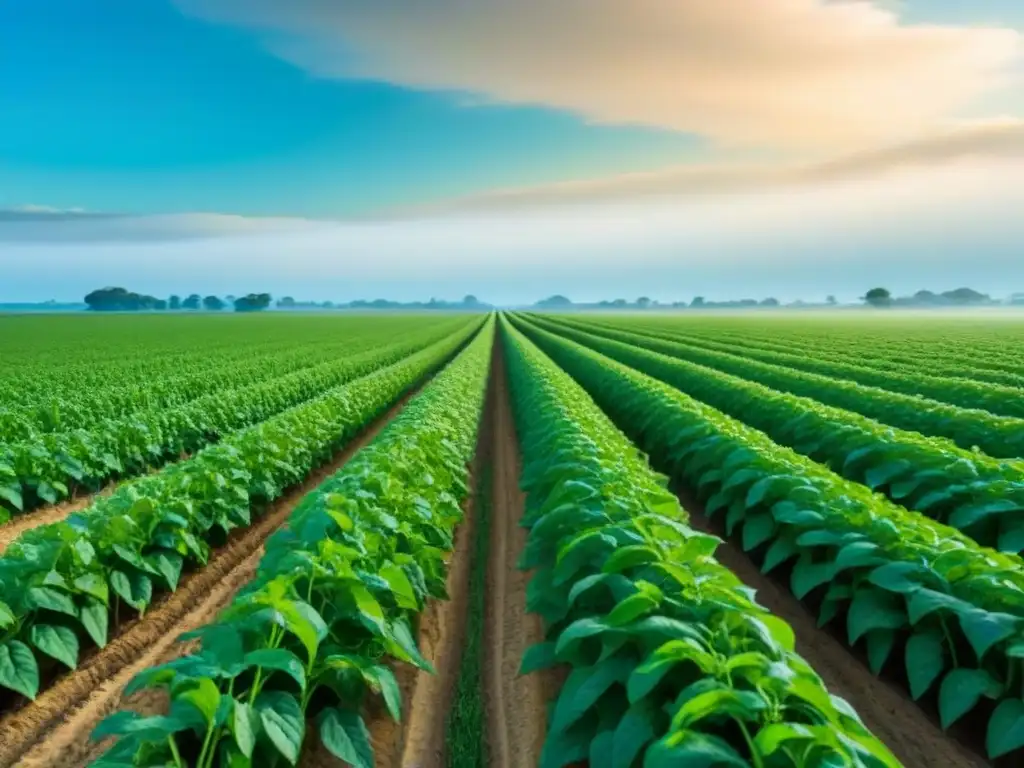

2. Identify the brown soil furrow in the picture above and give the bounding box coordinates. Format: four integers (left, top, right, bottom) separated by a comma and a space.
484, 337, 552, 768
0, 397, 416, 768
680, 490, 986, 768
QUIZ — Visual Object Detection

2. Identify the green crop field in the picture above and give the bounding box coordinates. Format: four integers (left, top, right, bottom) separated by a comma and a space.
1, 311, 1023, 768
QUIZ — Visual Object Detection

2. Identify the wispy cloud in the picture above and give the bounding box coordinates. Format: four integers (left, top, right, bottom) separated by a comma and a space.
0, 211, 329, 242
404, 118, 1024, 213
177, 0, 1023, 151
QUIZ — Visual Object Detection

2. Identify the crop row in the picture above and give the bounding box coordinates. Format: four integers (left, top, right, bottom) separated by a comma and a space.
0, 318, 465, 441
0, 321, 482, 704
501, 317, 898, 767
0, 321, 473, 518
573, 318, 1024, 419
91, 320, 494, 768
648, 320, 1024, 378
512, 315, 1024, 760
539, 315, 1024, 460
528, 315, 1024, 554
649, 325, 1024, 391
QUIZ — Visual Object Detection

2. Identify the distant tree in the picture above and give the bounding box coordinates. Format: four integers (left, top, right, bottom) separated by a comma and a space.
277, 296, 297, 308
760, 297, 780, 307
463, 294, 479, 306
84, 287, 162, 312
636, 296, 652, 309
169, 295, 182, 310
182, 294, 201, 310
611, 298, 628, 308
826, 295, 837, 306
154, 299, 168, 311
941, 287, 989, 304
203, 295, 226, 311
862, 287, 891, 307
535, 295, 573, 308
672, 301, 689, 308
321, 301, 334, 308
691, 296, 706, 308
234, 293, 272, 313
913, 290, 939, 304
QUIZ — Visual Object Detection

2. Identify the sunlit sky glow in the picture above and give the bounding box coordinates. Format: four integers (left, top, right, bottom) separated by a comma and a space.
2, 0, 1023, 304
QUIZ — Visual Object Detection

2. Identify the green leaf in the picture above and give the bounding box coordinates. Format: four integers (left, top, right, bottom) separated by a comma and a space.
0, 600, 15, 630
612, 698, 658, 768
790, 557, 835, 600
257, 691, 305, 765
671, 688, 766, 729
644, 730, 747, 767
386, 618, 433, 673
864, 460, 913, 490
30, 624, 79, 669
379, 562, 418, 610
905, 631, 946, 700
245, 648, 307, 692
0, 639, 40, 699
80, 597, 109, 648
959, 609, 1020, 661
741, 511, 775, 552
987, 698, 1024, 758
367, 664, 401, 722
176, 677, 221, 725
866, 629, 896, 675
521, 642, 559, 675
317, 707, 373, 768
28, 586, 77, 617
602, 545, 660, 574
939, 668, 1001, 729
847, 589, 907, 645
110, 569, 153, 612
551, 656, 633, 733
231, 700, 260, 759
74, 573, 109, 604
761, 534, 798, 574
0, 485, 23, 511
608, 592, 659, 627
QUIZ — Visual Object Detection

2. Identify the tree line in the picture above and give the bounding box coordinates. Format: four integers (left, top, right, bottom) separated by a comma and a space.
84, 288, 272, 313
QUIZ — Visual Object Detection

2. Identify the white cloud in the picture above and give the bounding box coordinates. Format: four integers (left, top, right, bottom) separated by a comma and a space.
177, 0, 1023, 150
403, 118, 1024, 212
0, 211, 329, 242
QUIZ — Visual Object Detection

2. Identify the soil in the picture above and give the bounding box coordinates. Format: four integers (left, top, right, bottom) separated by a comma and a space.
0, 395, 418, 768
679, 488, 988, 768
483, 336, 555, 768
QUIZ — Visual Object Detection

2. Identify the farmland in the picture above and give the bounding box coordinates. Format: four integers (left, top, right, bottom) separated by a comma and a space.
1, 311, 1023, 767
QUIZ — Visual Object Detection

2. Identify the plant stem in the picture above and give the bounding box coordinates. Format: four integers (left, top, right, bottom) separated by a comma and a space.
737, 720, 764, 768
166, 735, 185, 768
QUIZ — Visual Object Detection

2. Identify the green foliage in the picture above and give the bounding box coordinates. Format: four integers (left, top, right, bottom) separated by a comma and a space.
512, 314, 1024, 761
0, 317, 471, 514
0, 321, 483, 705
501, 318, 898, 768
536, 315, 1024, 459
528, 316, 1024, 553
91, 321, 493, 767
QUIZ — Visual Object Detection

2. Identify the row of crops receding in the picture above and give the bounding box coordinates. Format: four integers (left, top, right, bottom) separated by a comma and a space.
1, 310, 1022, 767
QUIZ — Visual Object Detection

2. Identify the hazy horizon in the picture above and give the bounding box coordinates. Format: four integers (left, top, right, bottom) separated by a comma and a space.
3, 1, 1024, 301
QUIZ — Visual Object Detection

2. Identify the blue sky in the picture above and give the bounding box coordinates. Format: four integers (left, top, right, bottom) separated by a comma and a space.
1, 0, 1023, 303
0, 0, 705, 217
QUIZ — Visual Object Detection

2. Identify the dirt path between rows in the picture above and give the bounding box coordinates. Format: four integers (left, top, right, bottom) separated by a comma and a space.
678, 489, 987, 768
0, 395, 419, 768
484, 336, 553, 768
